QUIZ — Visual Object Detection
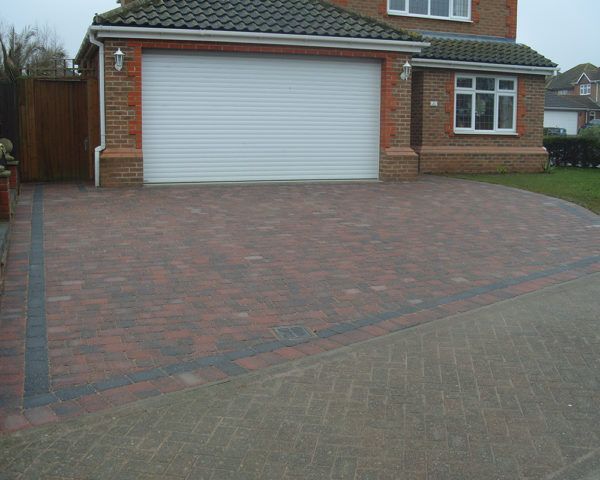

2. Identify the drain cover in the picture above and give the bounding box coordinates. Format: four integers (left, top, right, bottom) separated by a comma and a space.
273, 325, 314, 342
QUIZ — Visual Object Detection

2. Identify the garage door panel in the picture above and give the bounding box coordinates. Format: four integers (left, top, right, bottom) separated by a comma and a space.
142, 51, 381, 183
544, 110, 578, 135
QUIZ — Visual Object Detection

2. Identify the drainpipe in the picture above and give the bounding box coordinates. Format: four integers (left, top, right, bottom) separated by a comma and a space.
88, 29, 105, 187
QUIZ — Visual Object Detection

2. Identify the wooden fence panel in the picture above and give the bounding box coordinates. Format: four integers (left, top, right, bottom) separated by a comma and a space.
18, 79, 39, 181
18, 79, 91, 182
0, 81, 19, 155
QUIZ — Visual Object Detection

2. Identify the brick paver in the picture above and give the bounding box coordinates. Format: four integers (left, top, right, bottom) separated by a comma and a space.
0, 177, 599, 430
1, 273, 599, 479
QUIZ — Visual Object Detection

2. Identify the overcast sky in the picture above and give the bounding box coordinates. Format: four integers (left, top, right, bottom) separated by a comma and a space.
2, 0, 599, 71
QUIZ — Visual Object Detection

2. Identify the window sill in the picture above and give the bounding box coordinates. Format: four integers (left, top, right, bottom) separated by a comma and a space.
387, 11, 473, 23
454, 130, 519, 136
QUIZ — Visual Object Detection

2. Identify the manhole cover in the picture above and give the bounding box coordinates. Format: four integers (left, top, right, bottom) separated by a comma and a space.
273, 325, 314, 342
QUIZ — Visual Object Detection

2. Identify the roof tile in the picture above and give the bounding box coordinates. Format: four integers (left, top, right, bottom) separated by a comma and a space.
416, 37, 556, 68
92, 0, 554, 69
545, 93, 600, 111
94, 0, 420, 42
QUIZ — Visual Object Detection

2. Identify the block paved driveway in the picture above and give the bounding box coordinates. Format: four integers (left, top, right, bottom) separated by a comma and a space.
1, 273, 599, 480
0, 177, 599, 432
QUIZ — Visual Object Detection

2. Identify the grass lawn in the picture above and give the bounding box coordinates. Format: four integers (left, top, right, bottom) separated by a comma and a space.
451, 168, 600, 214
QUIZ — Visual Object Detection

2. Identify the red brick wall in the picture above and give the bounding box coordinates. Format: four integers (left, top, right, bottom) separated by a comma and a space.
99, 149, 143, 188
411, 68, 548, 173
412, 69, 545, 147
103, 41, 138, 151
327, 0, 518, 39
572, 81, 599, 103
0, 174, 11, 221
100, 38, 418, 185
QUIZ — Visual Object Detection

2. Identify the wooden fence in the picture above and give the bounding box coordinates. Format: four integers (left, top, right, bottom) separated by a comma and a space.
17, 78, 99, 182
0, 82, 19, 155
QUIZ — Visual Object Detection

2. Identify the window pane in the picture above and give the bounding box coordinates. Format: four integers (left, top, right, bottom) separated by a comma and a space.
389, 0, 406, 11
498, 96, 514, 129
453, 0, 469, 17
409, 0, 428, 14
456, 94, 473, 128
475, 93, 495, 130
476, 78, 495, 91
431, 0, 450, 17
499, 80, 515, 90
457, 77, 473, 88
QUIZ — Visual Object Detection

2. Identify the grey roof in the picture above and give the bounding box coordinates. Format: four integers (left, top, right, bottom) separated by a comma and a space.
546, 63, 600, 90
545, 93, 600, 111
85, 0, 555, 70
93, 0, 420, 42
416, 36, 556, 68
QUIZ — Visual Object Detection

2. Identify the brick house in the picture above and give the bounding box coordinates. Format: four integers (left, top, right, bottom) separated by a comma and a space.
545, 63, 600, 134
76, 0, 556, 186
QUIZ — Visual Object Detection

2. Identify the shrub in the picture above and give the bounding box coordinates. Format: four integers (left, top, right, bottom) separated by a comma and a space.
544, 136, 600, 168
579, 125, 600, 144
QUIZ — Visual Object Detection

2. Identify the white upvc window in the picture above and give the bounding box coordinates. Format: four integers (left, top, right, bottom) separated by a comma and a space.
580, 84, 591, 95
454, 75, 517, 134
388, 0, 471, 21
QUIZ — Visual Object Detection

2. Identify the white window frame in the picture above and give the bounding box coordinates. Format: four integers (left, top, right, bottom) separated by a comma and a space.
580, 84, 591, 96
454, 74, 518, 135
387, 0, 472, 22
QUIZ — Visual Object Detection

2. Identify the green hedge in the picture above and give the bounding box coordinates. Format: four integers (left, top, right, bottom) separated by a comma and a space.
544, 136, 600, 168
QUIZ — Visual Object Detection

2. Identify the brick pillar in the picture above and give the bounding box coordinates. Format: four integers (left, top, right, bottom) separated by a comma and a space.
379, 55, 419, 181
6, 161, 19, 195
0, 168, 12, 221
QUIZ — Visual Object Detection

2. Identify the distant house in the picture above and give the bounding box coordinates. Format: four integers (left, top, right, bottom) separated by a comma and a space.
547, 63, 599, 98
545, 63, 600, 133
544, 93, 600, 135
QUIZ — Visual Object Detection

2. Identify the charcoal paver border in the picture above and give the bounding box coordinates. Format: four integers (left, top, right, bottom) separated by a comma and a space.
23, 185, 49, 399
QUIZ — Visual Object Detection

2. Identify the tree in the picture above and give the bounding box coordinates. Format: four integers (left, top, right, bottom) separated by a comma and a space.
27, 24, 67, 75
0, 23, 67, 81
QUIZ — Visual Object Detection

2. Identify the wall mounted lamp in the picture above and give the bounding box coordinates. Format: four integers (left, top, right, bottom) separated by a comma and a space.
400, 61, 412, 81
114, 48, 125, 72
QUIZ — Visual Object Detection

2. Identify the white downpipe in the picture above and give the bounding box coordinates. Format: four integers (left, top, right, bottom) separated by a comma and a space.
88, 29, 105, 187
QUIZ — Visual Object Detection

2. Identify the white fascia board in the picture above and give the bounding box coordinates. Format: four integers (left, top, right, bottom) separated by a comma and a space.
91, 26, 429, 53
412, 57, 557, 76
572, 72, 591, 84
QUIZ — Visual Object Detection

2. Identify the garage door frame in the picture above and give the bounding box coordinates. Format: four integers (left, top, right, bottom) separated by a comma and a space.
141, 49, 383, 183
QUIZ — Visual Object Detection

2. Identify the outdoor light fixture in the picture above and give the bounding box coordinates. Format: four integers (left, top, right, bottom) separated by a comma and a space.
400, 61, 412, 81
114, 48, 125, 72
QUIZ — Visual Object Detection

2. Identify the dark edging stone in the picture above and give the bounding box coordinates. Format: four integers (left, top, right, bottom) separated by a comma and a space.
0, 222, 9, 289
24, 185, 50, 398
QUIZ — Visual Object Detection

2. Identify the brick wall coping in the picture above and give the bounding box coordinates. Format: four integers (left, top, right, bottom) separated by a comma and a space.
385, 147, 419, 156
416, 146, 547, 154
101, 149, 143, 159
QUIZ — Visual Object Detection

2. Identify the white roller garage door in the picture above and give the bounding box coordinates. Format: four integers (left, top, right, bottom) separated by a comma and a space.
544, 110, 578, 135
142, 51, 381, 183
